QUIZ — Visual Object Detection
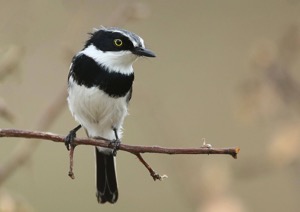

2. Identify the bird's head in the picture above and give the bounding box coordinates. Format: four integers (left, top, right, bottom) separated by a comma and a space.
81, 27, 155, 74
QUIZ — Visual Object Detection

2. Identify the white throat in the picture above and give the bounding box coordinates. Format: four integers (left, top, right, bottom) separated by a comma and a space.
80, 44, 136, 75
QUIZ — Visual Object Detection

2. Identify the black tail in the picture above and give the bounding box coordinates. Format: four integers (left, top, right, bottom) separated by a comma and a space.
95, 148, 118, 204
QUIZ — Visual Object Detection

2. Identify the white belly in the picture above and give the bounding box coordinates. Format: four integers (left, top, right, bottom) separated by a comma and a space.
67, 77, 128, 141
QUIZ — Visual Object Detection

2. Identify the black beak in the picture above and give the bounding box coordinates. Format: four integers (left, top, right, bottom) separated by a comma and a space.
132, 47, 156, 57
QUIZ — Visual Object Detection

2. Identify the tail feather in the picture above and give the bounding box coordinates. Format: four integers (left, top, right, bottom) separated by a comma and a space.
95, 148, 118, 204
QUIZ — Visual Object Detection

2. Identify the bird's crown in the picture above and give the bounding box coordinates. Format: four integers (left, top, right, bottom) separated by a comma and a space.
84, 27, 145, 53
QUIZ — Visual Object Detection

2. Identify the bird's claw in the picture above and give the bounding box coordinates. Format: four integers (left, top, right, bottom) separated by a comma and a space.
109, 139, 121, 156
65, 130, 77, 151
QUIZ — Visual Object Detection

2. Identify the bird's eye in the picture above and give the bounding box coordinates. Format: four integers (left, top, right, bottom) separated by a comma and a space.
114, 39, 123, 47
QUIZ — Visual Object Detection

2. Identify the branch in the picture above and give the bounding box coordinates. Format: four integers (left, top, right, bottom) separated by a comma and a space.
0, 128, 240, 180
0, 128, 239, 157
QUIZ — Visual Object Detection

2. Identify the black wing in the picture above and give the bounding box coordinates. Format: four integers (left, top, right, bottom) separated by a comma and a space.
126, 87, 133, 104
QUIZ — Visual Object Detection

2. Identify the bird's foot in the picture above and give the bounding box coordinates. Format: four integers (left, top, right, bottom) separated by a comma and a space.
65, 125, 81, 151
65, 130, 77, 151
109, 139, 121, 156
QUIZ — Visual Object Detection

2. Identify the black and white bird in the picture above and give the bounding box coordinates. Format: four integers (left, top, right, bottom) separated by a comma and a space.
65, 27, 155, 204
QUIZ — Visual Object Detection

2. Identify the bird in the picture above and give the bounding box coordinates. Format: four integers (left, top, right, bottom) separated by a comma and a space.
65, 27, 155, 204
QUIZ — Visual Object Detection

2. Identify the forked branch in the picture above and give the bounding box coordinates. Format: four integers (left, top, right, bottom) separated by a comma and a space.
0, 128, 240, 180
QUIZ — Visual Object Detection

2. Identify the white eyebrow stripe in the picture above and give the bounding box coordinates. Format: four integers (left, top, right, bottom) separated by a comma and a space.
111, 30, 140, 47
98, 27, 145, 48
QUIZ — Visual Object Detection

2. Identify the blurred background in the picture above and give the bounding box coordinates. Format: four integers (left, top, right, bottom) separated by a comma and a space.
1, 0, 300, 211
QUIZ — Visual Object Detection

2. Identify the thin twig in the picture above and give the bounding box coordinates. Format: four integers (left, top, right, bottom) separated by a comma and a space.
0, 129, 240, 158
134, 153, 167, 181
68, 145, 76, 179
0, 128, 240, 180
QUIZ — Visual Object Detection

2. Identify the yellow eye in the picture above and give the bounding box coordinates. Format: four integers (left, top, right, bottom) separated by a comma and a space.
114, 39, 123, 47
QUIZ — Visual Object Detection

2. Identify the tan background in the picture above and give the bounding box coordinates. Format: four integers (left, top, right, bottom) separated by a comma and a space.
1, 0, 300, 211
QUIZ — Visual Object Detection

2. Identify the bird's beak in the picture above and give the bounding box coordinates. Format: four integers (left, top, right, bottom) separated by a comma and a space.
132, 47, 156, 57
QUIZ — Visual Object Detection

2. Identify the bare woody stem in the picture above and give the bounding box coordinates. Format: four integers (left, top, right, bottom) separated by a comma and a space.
68, 145, 76, 180
0, 128, 240, 157
0, 128, 240, 180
